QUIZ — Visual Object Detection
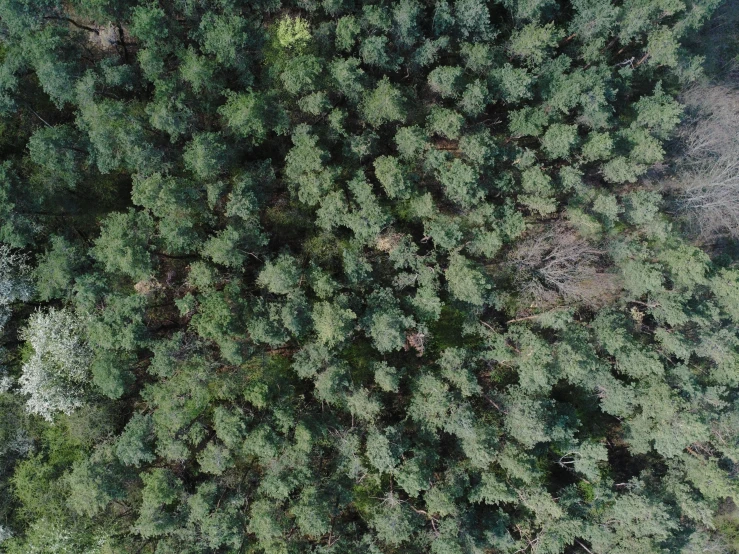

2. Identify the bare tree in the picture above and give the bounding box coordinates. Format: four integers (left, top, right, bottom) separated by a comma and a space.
508, 223, 614, 309
671, 79, 739, 239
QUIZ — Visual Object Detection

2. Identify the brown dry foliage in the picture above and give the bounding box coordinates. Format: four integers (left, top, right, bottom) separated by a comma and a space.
404, 331, 426, 357
375, 232, 403, 253
133, 279, 161, 296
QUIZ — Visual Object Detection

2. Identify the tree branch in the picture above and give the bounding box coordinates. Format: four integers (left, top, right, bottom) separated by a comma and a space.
44, 15, 99, 34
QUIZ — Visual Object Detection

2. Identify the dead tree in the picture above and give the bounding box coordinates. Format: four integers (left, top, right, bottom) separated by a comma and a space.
508, 223, 613, 309
672, 81, 739, 239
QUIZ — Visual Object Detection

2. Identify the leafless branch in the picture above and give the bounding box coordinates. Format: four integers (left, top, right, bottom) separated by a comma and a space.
507, 223, 616, 309
670, 84, 739, 239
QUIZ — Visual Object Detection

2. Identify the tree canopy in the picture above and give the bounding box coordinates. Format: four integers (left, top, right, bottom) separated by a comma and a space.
0, 0, 738, 553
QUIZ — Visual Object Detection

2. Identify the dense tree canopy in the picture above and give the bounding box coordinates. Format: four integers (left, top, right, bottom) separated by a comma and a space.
0, 0, 738, 552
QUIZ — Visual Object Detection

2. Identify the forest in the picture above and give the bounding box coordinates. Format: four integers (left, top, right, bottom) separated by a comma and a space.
0, 0, 739, 552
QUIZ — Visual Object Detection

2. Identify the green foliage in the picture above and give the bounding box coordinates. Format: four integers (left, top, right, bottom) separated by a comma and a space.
134, 468, 185, 538
116, 413, 156, 467
183, 132, 228, 180
91, 210, 154, 281
87, 293, 148, 352
428, 66, 464, 98
374, 155, 411, 199
66, 449, 125, 518
361, 77, 406, 128
2, 518, 111, 554
494, 63, 534, 103
274, 15, 311, 51
426, 107, 465, 139
27, 124, 85, 191
0, 1, 735, 552
509, 23, 563, 65
33, 236, 84, 301
445, 253, 489, 306
541, 123, 579, 159
130, 4, 169, 44
336, 16, 360, 51
437, 158, 482, 207
509, 107, 549, 137
582, 131, 614, 161
220, 91, 285, 145
258, 254, 301, 295
312, 300, 356, 347
363, 288, 415, 352
285, 124, 334, 206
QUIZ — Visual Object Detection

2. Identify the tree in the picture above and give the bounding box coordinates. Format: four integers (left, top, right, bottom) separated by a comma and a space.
585, 493, 677, 553
445, 253, 489, 306
27, 124, 86, 191
426, 107, 465, 139
91, 350, 135, 399
33, 236, 85, 301
191, 288, 244, 363
0, 245, 32, 333
1, 518, 112, 554
492, 64, 533, 103
428, 66, 464, 98
330, 57, 367, 103
188, 482, 245, 550
670, 84, 739, 238
199, 13, 251, 69
395, 125, 428, 160
370, 494, 419, 545
258, 254, 302, 295
219, 91, 288, 145
18, 308, 92, 421
509, 107, 549, 138
362, 288, 415, 352
179, 47, 219, 93
519, 166, 557, 215
374, 155, 412, 199
183, 132, 229, 180
66, 448, 127, 518
0, 0, 734, 551
454, 0, 496, 40
91, 210, 154, 281
509, 23, 563, 65
360, 35, 400, 71
134, 469, 186, 538
541, 123, 579, 159
508, 223, 607, 308
202, 225, 249, 268
280, 55, 323, 95
86, 293, 148, 353
345, 172, 391, 243
116, 412, 156, 467
76, 97, 159, 175
361, 77, 407, 128
336, 15, 360, 51
312, 300, 356, 347
273, 15, 311, 52
285, 124, 335, 206
436, 158, 483, 207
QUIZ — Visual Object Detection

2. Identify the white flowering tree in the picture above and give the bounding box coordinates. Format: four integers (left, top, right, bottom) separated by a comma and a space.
18, 308, 93, 421
0, 245, 32, 334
